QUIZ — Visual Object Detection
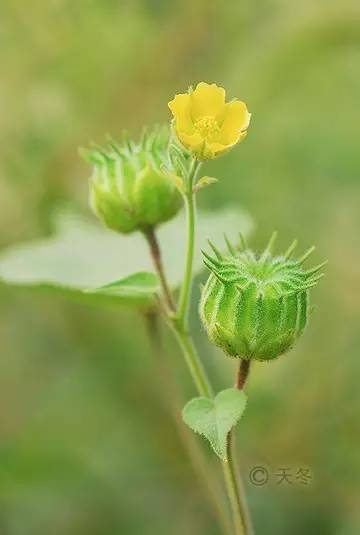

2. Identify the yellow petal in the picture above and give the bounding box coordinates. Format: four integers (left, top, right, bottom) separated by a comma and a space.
190, 82, 226, 121
176, 130, 204, 152
219, 101, 251, 145
168, 93, 194, 133
204, 142, 229, 159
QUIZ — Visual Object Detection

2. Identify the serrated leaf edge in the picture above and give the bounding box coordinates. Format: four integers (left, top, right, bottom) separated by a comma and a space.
182, 388, 247, 460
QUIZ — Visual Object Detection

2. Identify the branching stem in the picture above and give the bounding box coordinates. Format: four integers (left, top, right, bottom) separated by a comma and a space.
144, 156, 252, 535
143, 226, 175, 313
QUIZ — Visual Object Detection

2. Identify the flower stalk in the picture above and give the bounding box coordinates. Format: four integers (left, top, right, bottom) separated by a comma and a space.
146, 157, 250, 535
176, 158, 201, 329
226, 359, 254, 534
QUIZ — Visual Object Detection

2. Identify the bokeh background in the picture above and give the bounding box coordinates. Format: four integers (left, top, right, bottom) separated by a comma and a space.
1, 1, 359, 534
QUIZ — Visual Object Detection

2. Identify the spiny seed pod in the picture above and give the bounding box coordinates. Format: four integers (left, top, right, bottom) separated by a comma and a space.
81, 126, 181, 234
200, 233, 326, 361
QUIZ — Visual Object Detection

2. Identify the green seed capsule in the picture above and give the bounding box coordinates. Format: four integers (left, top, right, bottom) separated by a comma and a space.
200, 233, 326, 361
81, 126, 181, 234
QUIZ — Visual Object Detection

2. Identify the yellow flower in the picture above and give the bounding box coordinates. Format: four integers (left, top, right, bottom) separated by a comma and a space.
168, 82, 251, 160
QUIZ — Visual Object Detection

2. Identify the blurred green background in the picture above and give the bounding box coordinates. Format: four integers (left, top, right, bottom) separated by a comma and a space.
1, 1, 359, 533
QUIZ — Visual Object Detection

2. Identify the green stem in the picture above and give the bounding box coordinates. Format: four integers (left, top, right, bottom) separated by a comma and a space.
223, 359, 253, 535
143, 311, 232, 535
222, 436, 247, 535
146, 156, 251, 535
173, 159, 251, 535
176, 159, 201, 328
227, 445, 253, 535
173, 157, 250, 534
172, 326, 212, 398
174, 326, 250, 534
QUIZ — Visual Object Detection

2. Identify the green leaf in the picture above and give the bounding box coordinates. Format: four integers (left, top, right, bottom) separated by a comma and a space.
193, 176, 218, 193
0, 206, 253, 305
182, 388, 247, 460
86, 272, 158, 298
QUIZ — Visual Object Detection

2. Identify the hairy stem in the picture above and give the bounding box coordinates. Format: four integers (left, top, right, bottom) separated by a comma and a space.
143, 227, 176, 312
145, 157, 252, 535
222, 438, 247, 535
144, 205, 212, 399
236, 359, 251, 390
172, 326, 213, 398
224, 359, 253, 535
176, 159, 201, 328
143, 311, 232, 535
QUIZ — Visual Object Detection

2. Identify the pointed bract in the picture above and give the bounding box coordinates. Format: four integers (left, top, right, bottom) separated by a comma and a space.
82, 126, 182, 234
200, 235, 325, 361
284, 239, 298, 260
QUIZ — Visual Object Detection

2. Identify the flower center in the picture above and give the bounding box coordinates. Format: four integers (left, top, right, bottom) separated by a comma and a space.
194, 116, 220, 142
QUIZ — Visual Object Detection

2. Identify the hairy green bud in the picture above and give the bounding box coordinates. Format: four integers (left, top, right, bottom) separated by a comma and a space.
200, 233, 326, 361
81, 126, 181, 234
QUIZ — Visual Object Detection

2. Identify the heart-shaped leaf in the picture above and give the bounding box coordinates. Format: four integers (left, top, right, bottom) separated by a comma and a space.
182, 388, 247, 460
